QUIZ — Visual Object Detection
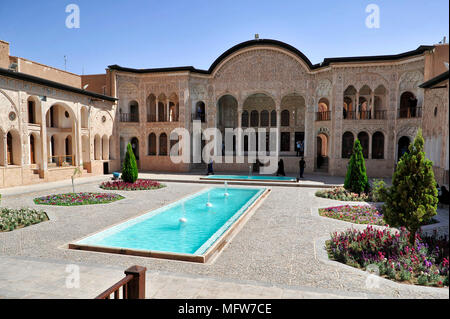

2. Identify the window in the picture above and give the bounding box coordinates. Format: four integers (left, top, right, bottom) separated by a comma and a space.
241, 111, 249, 127
342, 132, 354, 158
357, 132, 369, 158
159, 133, 167, 156
250, 110, 259, 127
28, 100, 35, 123
260, 110, 269, 127
372, 132, 384, 159
148, 133, 156, 155
270, 110, 276, 127
280, 132, 290, 152
281, 110, 290, 126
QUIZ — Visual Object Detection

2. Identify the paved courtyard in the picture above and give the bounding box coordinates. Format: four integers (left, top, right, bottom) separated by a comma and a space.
0, 174, 448, 299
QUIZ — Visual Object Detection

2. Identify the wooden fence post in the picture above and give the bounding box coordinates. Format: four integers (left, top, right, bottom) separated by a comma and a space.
124, 265, 147, 299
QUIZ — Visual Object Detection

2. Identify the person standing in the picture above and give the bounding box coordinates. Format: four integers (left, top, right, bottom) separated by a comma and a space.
299, 140, 304, 156
207, 158, 214, 175
299, 157, 306, 178
296, 140, 301, 157
276, 159, 285, 176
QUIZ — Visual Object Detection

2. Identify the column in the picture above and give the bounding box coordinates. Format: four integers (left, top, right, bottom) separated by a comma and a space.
355, 92, 360, 119
155, 98, 159, 122
1, 133, 6, 167
40, 104, 48, 176
370, 91, 375, 119
276, 107, 281, 155
167, 98, 170, 122
237, 101, 243, 157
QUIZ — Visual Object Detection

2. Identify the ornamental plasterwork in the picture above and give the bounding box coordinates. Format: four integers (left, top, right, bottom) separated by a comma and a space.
399, 70, 424, 91
213, 49, 308, 86
315, 79, 332, 98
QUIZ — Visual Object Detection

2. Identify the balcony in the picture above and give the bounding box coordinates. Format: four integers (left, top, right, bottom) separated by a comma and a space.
191, 113, 206, 123
120, 113, 139, 123
48, 155, 74, 167
343, 110, 387, 120
147, 114, 156, 122
315, 111, 331, 121
398, 107, 422, 119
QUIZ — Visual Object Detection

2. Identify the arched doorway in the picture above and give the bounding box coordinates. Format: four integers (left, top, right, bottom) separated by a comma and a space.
45, 104, 76, 166
130, 137, 139, 160
398, 136, 411, 161
316, 133, 328, 171
30, 134, 36, 164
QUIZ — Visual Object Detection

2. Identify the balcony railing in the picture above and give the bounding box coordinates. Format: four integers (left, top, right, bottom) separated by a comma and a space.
374, 110, 387, 120
316, 111, 331, 121
191, 113, 206, 123
399, 107, 422, 119
120, 113, 139, 123
343, 110, 387, 120
48, 155, 74, 167
147, 114, 156, 122
95, 265, 146, 299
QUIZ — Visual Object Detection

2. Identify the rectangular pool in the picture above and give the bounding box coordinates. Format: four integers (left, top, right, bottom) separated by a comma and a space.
69, 187, 268, 263
202, 175, 297, 182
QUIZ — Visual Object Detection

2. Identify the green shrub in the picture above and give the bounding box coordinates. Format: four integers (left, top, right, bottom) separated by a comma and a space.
371, 179, 387, 202
382, 129, 438, 245
344, 139, 370, 194
121, 143, 138, 183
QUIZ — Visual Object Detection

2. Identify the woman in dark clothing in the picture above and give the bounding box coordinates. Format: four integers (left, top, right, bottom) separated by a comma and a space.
276, 159, 285, 176
299, 157, 306, 178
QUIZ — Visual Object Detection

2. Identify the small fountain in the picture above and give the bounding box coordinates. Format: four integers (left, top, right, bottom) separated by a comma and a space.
224, 181, 229, 197
179, 201, 187, 223
206, 191, 213, 207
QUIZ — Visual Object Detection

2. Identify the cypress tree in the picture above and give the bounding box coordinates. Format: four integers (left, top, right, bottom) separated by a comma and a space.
382, 129, 438, 245
344, 139, 370, 194
121, 142, 138, 183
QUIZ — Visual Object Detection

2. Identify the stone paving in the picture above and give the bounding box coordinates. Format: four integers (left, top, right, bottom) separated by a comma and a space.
0, 175, 448, 299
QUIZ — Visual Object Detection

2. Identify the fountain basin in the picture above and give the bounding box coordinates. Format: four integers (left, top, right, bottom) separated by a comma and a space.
69, 187, 269, 263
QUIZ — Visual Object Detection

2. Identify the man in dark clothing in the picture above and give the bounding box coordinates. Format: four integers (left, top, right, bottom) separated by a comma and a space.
299, 157, 306, 178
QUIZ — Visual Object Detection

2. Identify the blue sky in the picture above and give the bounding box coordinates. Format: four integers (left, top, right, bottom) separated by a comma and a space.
0, 0, 448, 75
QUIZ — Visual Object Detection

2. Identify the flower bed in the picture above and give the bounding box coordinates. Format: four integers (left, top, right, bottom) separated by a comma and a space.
326, 226, 449, 287
319, 205, 385, 225
99, 179, 165, 191
0, 208, 48, 232
34, 192, 124, 206
315, 187, 373, 202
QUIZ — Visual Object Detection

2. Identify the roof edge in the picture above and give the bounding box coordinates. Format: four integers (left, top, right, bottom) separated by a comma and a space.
0, 67, 117, 102
419, 70, 450, 88
107, 41, 435, 74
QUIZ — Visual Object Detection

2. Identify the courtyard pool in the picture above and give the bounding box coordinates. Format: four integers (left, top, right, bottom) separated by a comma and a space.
202, 175, 297, 182
70, 187, 268, 262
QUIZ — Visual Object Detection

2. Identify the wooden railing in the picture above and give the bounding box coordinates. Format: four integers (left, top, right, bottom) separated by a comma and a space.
96, 265, 146, 299
147, 114, 156, 122
315, 111, 331, 121
120, 113, 139, 123
343, 110, 387, 120
399, 107, 422, 119
48, 155, 74, 167
192, 113, 206, 123
374, 110, 387, 119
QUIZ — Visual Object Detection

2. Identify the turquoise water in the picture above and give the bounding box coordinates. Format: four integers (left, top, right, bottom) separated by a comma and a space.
205, 175, 296, 181
76, 187, 265, 255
